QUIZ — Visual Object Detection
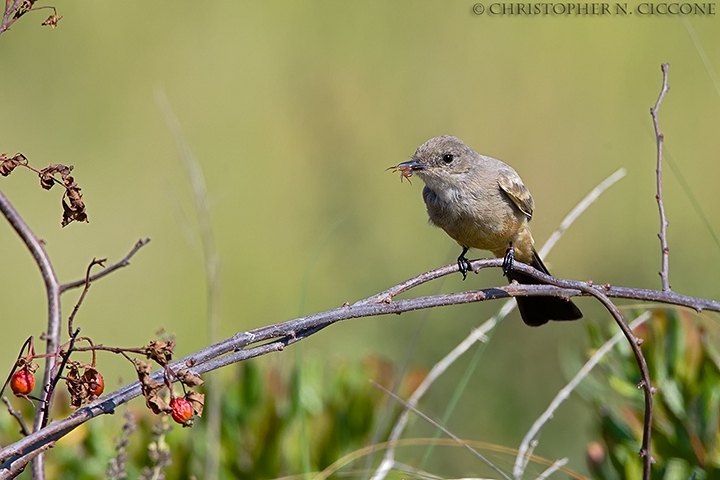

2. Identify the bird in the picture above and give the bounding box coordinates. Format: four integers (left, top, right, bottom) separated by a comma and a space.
393, 135, 582, 326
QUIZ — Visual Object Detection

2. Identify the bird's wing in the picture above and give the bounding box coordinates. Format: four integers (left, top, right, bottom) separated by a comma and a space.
497, 171, 534, 219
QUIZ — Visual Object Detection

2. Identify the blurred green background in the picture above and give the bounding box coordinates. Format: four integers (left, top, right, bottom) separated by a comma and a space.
1, 1, 719, 477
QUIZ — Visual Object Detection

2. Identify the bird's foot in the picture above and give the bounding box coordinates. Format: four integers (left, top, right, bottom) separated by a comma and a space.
457, 246, 472, 280
502, 243, 514, 277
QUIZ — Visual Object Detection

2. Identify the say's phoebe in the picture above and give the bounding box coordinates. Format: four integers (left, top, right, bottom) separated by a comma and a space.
394, 135, 582, 327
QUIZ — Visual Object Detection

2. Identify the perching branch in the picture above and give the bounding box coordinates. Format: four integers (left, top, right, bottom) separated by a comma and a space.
651, 63, 671, 291
1, 255, 718, 476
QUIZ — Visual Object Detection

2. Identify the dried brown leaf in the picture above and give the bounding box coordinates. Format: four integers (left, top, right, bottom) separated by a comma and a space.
65, 363, 87, 409
61, 183, 88, 227
38, 164, 73, 190
147, 393, 170, 415
41, 14, 62, 28
176, 370, 204, 387
64, 363, 105, 408
134, 359, 152, 378
0, 153, 28, 177
134, 359, 169, 414
185, 391, 205, 417
144, 340, 175, 366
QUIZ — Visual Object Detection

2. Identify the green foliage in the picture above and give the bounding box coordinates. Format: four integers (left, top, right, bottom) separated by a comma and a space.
1, 355, 419, 479
584, 310, 720, 480
185, 356, 406, 478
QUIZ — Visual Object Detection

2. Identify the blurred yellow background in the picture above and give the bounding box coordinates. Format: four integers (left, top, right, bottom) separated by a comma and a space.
1, 1, 719, 476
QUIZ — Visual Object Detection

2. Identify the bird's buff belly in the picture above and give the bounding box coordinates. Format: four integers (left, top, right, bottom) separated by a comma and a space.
427, 209, 523, 254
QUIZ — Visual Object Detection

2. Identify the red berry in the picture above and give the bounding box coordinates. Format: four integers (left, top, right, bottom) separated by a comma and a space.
84, 368, 104, 397
89, 372, 104, 397
10, 367, 35, 396
169, 397, 193, 425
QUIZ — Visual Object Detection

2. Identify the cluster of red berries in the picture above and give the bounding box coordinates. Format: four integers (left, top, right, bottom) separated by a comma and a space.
10, 363, 195, 426
5, 337, 203, 428
10, 362, 106, 400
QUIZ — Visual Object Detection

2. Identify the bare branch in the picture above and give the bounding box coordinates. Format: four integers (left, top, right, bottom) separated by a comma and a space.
535, 457, 568, 480
651, 63, 671, 291
1, 0, 23, 33
40, 328, 81, 428
0, 170, 713, 480
2, 397, 30, 436
60, 238, 151, 293
0, 189, 61, 479
67, 258, 106, 336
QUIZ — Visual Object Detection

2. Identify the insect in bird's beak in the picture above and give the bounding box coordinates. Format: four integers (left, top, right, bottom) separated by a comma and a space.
387, 159, 424, 184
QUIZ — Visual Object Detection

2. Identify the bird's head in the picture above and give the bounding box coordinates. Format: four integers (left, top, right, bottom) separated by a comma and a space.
390, 135, 477, 191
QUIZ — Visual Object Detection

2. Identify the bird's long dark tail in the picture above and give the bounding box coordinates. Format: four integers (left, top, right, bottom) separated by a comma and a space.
507, 248, 583, 327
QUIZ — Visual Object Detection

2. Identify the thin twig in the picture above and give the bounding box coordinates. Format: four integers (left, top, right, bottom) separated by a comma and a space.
371, 382, 511, 480
513, 312, 652, 478
60, 238, 151, 292
0, 189, 61, 480
0, 336, 34, 399
67, 258, 106, 336
535, 457, 568, 480
2, 397, 30, 436
41, 327, 81, 428
651, 63, 671, 291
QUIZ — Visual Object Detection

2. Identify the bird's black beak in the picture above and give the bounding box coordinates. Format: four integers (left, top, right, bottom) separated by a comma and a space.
396, 159, 426, 171
387, 158, 426, 183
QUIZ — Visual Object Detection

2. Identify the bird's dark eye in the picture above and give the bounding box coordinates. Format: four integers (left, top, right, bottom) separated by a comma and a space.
442, 154, 454, 164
